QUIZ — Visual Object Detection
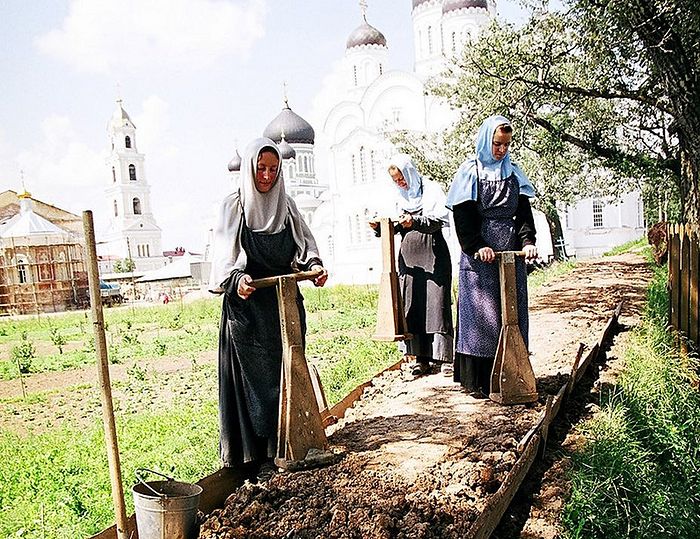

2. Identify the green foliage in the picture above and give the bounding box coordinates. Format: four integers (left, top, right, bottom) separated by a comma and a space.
49, 326, 67, 355
0, 403, 219, 539
563, 262, 700, 538
113, 258, 135, 273
412, 0, 700, 225
11, 333, 35, 375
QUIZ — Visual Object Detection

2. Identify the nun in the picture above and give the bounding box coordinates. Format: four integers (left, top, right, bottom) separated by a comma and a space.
370, 153, 454, 376
209, 137, 328, 479
446, 115, 537, 396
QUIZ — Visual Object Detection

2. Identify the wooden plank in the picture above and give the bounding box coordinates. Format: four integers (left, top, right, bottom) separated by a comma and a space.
689, 227, 699, 348
680, 225, 690, 337
669, 223, 681, 331
250, 269, 321, 289
469, 433, 540, 539
574, 343, 600, 384
567, 343, 586, 395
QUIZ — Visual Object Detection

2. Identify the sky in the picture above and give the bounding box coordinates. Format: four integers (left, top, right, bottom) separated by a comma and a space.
0, 0, 527, 254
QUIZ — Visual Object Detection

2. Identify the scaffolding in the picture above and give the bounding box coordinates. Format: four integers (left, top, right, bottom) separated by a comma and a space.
0, 234, 89, 315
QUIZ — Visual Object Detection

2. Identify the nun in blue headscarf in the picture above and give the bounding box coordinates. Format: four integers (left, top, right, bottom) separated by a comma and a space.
370, 153, 453, 376
446, 115, 537, 396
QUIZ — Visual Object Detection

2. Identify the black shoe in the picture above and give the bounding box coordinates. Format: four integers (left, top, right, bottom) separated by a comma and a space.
411, 360, 430, 376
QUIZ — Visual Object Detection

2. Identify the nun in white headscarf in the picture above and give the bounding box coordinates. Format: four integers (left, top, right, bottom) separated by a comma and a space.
370, 153, 453, 376
209, 137, 327, 474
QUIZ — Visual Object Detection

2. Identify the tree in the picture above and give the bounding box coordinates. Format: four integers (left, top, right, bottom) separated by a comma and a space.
113, 258, 135, 273
407, 0, 699, 230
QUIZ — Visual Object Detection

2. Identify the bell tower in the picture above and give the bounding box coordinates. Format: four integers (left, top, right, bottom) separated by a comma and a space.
101, 99, 164, 271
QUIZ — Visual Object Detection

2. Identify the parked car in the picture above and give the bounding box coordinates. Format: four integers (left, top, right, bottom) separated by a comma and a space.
99, 281, 123, 306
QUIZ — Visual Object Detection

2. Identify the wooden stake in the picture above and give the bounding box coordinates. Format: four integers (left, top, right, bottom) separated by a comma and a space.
82, 211, 129, 539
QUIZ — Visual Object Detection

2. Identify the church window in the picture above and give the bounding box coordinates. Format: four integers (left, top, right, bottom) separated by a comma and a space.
428, 26, 433, 54
309, 154, 314, 174
125, 136, 131, 148
379, 63, 383, 75
16, 255, 30, 284
129, 164, 137, 181
364, 209, 373, 241
392, 108, 401, 125
352, 155, 357, 183
113, 200, 118, 217
592, 200, 604, 228
359, 147, 367, 183
353, 65, 358, 86
133, 198, 142, 215
418, 30, 423, 56
452, 32, 457, 53
370, 150, 376, 180
637, 197, 644, 228
38, 251, 54, 281
354, 214, 362, 243
146, 244, 150, 257
112, 167, 116, 183
565, 205, 572, 229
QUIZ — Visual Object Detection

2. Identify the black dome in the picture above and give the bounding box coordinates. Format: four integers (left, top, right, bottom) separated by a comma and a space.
278, 137, 296, 160
263, 102, 315, 145
346, 21, 387, 49
227, 150, 241, 172
442, 0, 488, 14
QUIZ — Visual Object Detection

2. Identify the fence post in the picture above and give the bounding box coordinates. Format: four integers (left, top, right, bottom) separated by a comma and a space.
689, 225, 699, 349
669, 223, 681, 332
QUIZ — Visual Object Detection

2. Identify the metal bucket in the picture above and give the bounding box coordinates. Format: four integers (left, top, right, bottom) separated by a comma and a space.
132, 468, 203, 539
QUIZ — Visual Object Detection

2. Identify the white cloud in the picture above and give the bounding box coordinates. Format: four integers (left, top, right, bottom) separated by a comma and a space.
36, 0, 267, 74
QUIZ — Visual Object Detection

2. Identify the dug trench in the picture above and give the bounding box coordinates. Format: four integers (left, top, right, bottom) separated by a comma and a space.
199, 251, 653, 539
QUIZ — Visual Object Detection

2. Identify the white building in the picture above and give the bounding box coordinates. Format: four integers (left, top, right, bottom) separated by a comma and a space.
559, 191, 645, 258
99, 100, 167, 272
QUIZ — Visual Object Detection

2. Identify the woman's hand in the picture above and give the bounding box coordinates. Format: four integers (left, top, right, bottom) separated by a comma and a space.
475, 247, 496, 263
397, 213, 413, 229
237, 274, 256, 300
523, 244, 538, 260
310, 265, 328, 287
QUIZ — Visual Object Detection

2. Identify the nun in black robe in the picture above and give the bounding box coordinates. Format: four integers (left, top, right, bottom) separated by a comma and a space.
209, 137, 327, 469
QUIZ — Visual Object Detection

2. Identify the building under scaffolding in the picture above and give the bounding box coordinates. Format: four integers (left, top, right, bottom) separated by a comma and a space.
0, 191, 88, 315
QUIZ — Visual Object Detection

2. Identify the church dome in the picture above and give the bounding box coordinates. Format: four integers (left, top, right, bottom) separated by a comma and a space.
346, 20, 387, 49
227, 150, 241, 172
442, 0, 488, 14
263, 101, 315, 145
278, 137, 296, 160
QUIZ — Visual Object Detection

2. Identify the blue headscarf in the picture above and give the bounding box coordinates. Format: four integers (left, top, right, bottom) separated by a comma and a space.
446, 115, 535, 209
388, 153, 424, 213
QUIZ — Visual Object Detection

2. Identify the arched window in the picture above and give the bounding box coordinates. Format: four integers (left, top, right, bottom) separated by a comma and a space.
379, 63, 383, 76
359, 146, 367, 183
370, 150, 376, 180
16, 255, 30, 284
327, 235, 334, 258
113, 200, 118, 217
125, 135, 131, 148
112, 167, 116, 183
352, 155, 357, 183
133, 198, 142, 215
146, 244, 150, 257
353, 65, 358, 86
129, 164, 137, 181
364, 209, 374, 241
427, 26, 433, 54
452, 32, 457, 53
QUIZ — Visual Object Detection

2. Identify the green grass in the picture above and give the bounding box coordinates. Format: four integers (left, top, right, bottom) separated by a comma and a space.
602, 236, 648, 257
562, 262, 700, 539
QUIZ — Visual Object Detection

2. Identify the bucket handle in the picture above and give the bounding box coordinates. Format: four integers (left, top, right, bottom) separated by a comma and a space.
134, 468, 174, 498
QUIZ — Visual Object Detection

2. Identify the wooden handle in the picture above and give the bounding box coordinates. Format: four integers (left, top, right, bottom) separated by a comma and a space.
473, 250, 526, 260
250, 269, 323, 289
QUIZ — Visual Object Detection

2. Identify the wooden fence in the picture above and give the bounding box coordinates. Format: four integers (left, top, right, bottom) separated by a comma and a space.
668, 223, 700, 350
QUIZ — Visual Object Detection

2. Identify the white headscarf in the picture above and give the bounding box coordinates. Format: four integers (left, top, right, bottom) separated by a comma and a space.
208, 137, 321, 292
388, 153, 424, 213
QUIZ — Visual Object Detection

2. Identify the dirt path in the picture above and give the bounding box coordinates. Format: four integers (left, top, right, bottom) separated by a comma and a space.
198, 251, 653, 538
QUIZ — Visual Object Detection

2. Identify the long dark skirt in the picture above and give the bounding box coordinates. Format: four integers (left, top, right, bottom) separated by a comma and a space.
398, 228, 453, 363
